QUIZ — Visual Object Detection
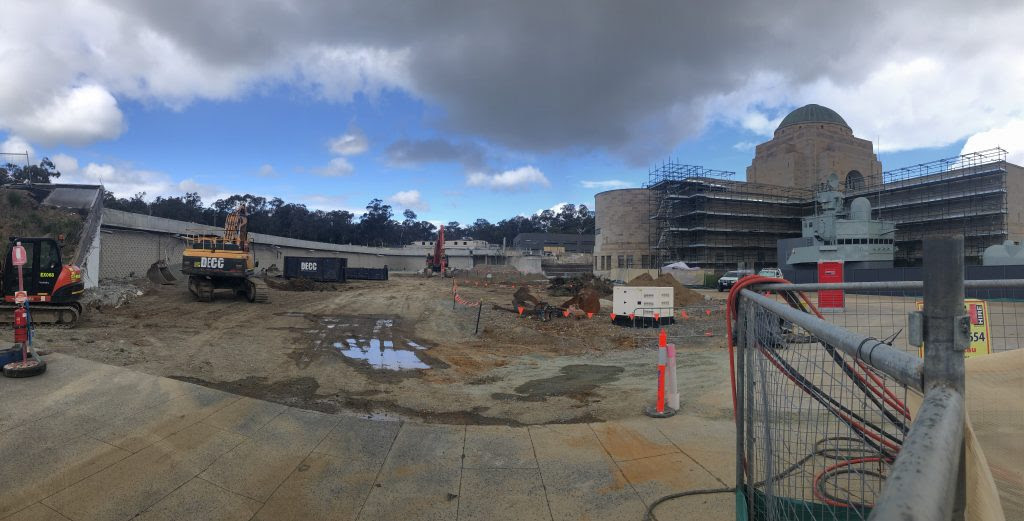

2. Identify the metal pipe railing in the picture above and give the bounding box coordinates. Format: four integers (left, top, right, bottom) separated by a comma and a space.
751, 278, 1024, 292
867, 386, 965, 520
738, 289, 924, 392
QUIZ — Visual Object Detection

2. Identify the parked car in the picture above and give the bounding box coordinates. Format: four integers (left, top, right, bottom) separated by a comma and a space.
717, 269, 755, 291
758, 267, 783, 278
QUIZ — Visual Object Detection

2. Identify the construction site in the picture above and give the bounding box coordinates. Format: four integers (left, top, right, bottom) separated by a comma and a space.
1, 105, 1022, 521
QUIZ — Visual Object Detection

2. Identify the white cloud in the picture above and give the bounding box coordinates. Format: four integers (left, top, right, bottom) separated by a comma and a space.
313, 157, 354, 177
327, 127, 369, 156
1, 135, 34, 159
256, 164, 277, 177
580, 179, 630, 189
536, 202, 569, 215
297, 194, 364, 214
961, 119, 1024, 166
467, 166, 550, 191
50, 152, 223, 201
50, 153, 78, 173
732, 141, 757, 152
8, 85, 123, 145
388, 189, 429, 211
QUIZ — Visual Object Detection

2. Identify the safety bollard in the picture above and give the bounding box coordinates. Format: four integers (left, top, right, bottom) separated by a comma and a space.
666, 344, 679, 411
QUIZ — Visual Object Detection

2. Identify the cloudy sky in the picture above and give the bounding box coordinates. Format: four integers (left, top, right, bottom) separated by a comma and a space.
1, 0, 1021, 223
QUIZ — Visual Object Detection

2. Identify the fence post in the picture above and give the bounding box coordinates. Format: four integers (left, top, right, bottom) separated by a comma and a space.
474, 301, 482, 335
922, 237, 967, 521
734, 297, 748, 515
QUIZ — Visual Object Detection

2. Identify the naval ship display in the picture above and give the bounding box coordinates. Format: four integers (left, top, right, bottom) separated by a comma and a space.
787, 173, 896, 265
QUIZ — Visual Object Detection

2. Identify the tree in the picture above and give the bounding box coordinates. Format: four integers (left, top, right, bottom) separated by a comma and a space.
0, 158, 61, 184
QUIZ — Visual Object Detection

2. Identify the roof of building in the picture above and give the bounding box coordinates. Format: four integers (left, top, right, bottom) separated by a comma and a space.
776, 104, 850, 131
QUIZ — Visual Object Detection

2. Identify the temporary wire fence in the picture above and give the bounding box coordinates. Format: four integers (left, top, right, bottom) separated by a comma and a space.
725, 239, 970, 521
737, 294, 909, 520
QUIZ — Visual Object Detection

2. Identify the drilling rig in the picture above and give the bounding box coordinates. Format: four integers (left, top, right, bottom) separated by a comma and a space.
425, 225, 449, 276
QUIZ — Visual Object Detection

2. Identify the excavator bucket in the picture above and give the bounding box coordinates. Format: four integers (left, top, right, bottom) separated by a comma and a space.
147, 260, 177, 285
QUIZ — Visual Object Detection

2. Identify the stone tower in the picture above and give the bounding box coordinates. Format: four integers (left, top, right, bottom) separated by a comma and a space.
746, 104, 882, 191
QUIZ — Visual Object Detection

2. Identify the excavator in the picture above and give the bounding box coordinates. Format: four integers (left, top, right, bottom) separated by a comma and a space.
181, 204, 269, 303
1, 236, 85, 326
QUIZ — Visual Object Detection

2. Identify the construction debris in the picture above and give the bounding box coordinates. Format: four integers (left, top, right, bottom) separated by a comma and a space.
547, 273, 613, 297
559, 287, 601, 314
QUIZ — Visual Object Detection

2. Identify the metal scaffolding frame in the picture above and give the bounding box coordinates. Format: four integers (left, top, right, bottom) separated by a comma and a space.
644, 148, 1012, 271
850, 147, 1010, 265
646, 161, 811, 271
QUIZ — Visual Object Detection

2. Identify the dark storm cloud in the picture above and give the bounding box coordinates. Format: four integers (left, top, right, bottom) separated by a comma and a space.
71, 1, 1024, 161
385, 139, 487, 170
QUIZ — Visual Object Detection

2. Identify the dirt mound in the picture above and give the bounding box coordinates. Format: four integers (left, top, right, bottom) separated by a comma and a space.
264, 276, 339, 292
548, 273, 613, 297
559, 287, 601, 314
627, 273, 704, 308
0, 187, 85, 260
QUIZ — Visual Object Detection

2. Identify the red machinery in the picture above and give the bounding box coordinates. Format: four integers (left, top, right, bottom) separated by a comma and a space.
426, 225, 448, 275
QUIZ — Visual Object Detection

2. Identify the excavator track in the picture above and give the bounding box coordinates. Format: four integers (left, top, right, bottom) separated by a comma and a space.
188, 276, 216, 302
249, 278, 270, 303
0, 303, 81, 328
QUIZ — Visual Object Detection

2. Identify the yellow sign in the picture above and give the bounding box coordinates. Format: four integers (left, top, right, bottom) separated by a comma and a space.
916, 299, 992, 358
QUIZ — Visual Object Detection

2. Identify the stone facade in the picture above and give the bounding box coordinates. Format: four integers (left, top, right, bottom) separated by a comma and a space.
593, 188, 657, 279
746, 108, 882, 191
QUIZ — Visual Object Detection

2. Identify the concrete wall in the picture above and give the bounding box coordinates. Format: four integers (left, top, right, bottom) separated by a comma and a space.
98, 209, 474, 280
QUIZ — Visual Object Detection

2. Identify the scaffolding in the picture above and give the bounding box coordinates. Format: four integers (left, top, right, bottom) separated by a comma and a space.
645, 148, 1013, 271
850, 148, 1010, 265
646, 161, 811, 271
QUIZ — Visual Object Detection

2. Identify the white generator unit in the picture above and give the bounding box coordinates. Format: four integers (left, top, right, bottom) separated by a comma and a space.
613, 286, 674, 318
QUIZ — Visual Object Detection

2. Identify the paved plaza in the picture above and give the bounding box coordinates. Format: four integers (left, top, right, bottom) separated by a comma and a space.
0, 355, 734, 521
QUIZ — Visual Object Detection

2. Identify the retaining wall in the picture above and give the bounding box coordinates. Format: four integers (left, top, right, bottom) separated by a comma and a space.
98, 209, 473, 280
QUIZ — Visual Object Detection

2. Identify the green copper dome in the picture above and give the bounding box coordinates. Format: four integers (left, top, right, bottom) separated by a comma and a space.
776, 104, 850, 131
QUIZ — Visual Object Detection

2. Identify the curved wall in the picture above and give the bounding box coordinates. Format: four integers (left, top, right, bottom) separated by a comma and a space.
593, 188, 656, 279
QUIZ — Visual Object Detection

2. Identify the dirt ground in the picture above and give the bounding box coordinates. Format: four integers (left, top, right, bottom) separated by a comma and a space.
37, 275, 734, 425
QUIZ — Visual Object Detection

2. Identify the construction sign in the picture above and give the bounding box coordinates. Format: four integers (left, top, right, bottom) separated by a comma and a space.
916, 299, 992, 358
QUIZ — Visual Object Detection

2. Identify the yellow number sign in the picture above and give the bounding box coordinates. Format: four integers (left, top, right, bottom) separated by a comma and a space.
915, 299, 992, 358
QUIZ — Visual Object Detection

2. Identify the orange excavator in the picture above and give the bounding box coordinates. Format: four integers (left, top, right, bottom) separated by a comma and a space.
1, 237, 84, 326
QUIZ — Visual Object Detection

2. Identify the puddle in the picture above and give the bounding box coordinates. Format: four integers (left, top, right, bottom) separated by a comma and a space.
499, 364, 625, 402
296, 315, 434, 371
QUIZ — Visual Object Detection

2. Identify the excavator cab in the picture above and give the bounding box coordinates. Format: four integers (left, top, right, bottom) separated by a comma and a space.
1, 237, 84, 326
2, 237, 83, 301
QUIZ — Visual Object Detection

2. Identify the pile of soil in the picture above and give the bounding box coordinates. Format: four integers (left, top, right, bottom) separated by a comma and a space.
626, 273, 704, 307
547, 273, 613, 297
264, 276, 339, 292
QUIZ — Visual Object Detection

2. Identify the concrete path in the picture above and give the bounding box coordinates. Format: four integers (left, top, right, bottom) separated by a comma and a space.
0, 355, 734, 521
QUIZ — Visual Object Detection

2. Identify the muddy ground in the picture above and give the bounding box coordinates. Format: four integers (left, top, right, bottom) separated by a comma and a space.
38, 275, 733, 425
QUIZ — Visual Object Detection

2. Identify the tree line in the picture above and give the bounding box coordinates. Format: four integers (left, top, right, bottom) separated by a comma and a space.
1, 158, 595, 247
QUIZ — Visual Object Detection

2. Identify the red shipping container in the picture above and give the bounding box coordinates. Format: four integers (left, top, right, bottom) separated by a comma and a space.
818, 261, 844, 309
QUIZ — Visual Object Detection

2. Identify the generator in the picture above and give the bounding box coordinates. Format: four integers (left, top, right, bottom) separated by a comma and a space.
612, 286, 674, 327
